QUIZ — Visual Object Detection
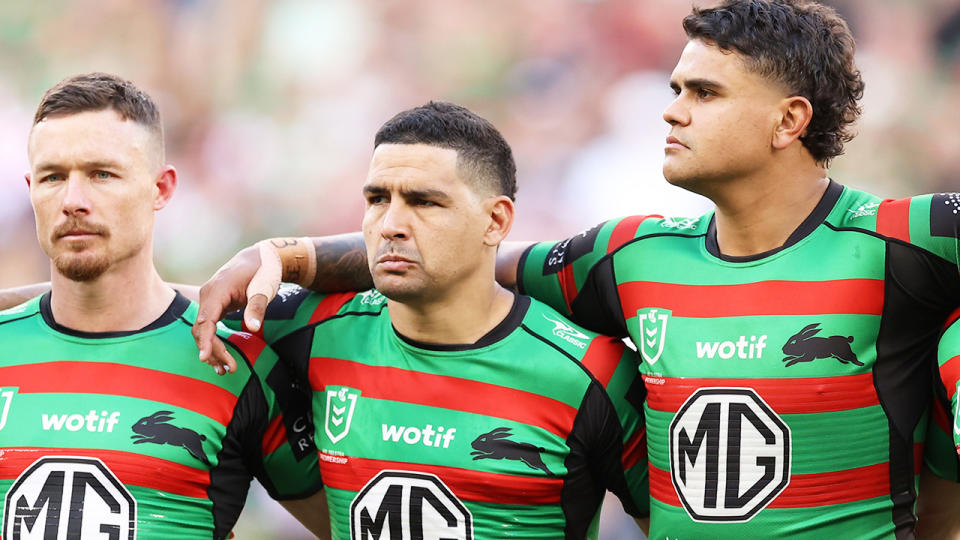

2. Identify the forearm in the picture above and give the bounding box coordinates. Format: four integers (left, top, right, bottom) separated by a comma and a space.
269, 233, 372, 292
496, 241, 534, 290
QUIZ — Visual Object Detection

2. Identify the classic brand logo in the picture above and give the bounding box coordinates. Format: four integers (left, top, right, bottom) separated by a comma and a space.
351, 471, 472, 539
669, 388, 791, 522
660, 217, 700, 230
637, 308, 671, 365
359, 290, 386, 306
325, 386, 360, 444
847, 202, 879, 218
131, 411, 211, 466
542, 315, 589, 349
470, 427, 554, 477
3, 456, 136, 539
0, 387, 15, 432
781, 323, 861, 367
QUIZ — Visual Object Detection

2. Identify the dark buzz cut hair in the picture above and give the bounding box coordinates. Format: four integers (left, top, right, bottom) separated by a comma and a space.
374, 101, 518, 201
33, 72, 163, 143
683, 0, 865, 165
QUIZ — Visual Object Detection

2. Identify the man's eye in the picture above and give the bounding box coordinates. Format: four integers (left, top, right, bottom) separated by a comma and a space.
415, 199, 438, 207
367, 195, 387, 204
94, 171, 112, 179
697, 88, 713, 99
41, 174, 63, 183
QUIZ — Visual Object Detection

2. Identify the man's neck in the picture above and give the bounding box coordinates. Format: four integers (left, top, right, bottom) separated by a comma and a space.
711, 164, 830, 257
388, 283, 516, 346
49, 258, 175, 333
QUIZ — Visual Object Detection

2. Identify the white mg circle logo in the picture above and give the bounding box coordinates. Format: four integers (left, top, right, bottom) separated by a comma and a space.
3, 456, 136, 539
669, 388, 791, 522
350, 470, 472, 539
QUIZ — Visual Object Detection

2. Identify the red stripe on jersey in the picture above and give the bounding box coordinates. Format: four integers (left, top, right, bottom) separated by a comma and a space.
319, 453, 562, 505
876, 198, 912, 243
0, 362, 239, 426
310, 358, 578, 438
650, 461, 892, 509
608, 216, 657, 254
932, 396, 952, 434
643, 373, 879, 414
622, 429, 647, 470
619, 279, 885, 318
308, 292, 356, 326
942, 356, 960, 400
580, 337, 626, 388
0, 447, 209, 499
945, 307, 960, 330
558, 264, 577, 313
226, 332, 267, 366
262, 414, 287, 456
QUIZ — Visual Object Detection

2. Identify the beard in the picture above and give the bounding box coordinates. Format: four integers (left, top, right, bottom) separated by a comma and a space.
54, 251, 111, 281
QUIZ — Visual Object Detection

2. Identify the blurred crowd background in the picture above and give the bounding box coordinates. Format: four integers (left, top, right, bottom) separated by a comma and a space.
1, 0, 959, 538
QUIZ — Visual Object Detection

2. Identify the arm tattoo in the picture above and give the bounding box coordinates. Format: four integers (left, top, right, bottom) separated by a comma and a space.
309, 234, 372, 292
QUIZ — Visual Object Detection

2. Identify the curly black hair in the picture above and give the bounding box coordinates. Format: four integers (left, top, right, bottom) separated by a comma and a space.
683, 0, 864, 165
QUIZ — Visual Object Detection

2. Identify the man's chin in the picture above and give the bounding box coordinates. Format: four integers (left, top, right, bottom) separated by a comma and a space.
54, 254, 110, 282
371, 276, 427, 304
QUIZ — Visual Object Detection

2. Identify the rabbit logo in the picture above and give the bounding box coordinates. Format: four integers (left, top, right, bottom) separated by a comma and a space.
130, 411, 211, 466
781, 323, 861, 367
470, 427, 554, 477
637, 308, 671, 365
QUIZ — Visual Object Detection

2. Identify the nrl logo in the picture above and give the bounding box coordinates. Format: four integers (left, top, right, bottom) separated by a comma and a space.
847, 202, 879, 218
359, 290, 386, 306
325, 386, 360, 444
636, 308, 671, 365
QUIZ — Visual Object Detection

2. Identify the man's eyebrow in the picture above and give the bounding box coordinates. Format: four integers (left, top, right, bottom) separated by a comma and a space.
671, 77, 726, 92
363, 185, 388, 196
34, 159, 124, 172
401, 188, 451, 202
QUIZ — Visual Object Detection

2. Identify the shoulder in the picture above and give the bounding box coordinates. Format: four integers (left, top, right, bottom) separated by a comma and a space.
0, 295, 42, 327
829, 186, 959, 258
520, 297, 628, 380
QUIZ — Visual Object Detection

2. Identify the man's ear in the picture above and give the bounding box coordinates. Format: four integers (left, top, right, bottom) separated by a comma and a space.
483, 196, 515, 247
153, 165, 178, 210
772, 95, 813, 150
24, 172, 31, 188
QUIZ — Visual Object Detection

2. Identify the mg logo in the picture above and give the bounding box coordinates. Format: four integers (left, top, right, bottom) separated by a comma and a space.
325, 386, 360, 444
669, 388, 790, 522
3, 456, 136, 539
636, 308, 670, 365
350, 471, 472, 539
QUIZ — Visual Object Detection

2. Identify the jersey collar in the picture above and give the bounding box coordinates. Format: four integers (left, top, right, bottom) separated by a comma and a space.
40, 291, 191, 339
705, 179, 844, 262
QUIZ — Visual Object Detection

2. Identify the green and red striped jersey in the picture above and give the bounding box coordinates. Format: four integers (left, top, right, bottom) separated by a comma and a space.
518, 182, 960, 538
930, 309, 960, 481
0, 292, 320, 540
244, 287, 648, 539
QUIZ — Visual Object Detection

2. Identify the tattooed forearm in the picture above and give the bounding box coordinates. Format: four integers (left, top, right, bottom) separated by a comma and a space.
310, 233, 372, 292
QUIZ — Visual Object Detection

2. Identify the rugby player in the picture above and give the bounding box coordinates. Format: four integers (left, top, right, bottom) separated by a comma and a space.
192, 1, 960, 538
202, 101, 649, 538
0, 73, 326, 539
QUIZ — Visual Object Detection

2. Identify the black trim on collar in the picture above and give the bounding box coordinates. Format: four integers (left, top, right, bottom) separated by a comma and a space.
705, 179, 843, 262
40, 291, 191, 339
394, 293, 531, 351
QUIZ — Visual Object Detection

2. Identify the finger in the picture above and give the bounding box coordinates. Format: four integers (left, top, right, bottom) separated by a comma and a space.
244, 242, 282, 332
211, 339, 237, 375
245, 294, 269, 333
193, 289, 229, 361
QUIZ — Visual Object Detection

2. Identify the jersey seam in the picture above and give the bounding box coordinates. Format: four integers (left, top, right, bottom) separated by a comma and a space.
518, 323, 602, 388
824, 221, 957, 263
0, 310, 40, 328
